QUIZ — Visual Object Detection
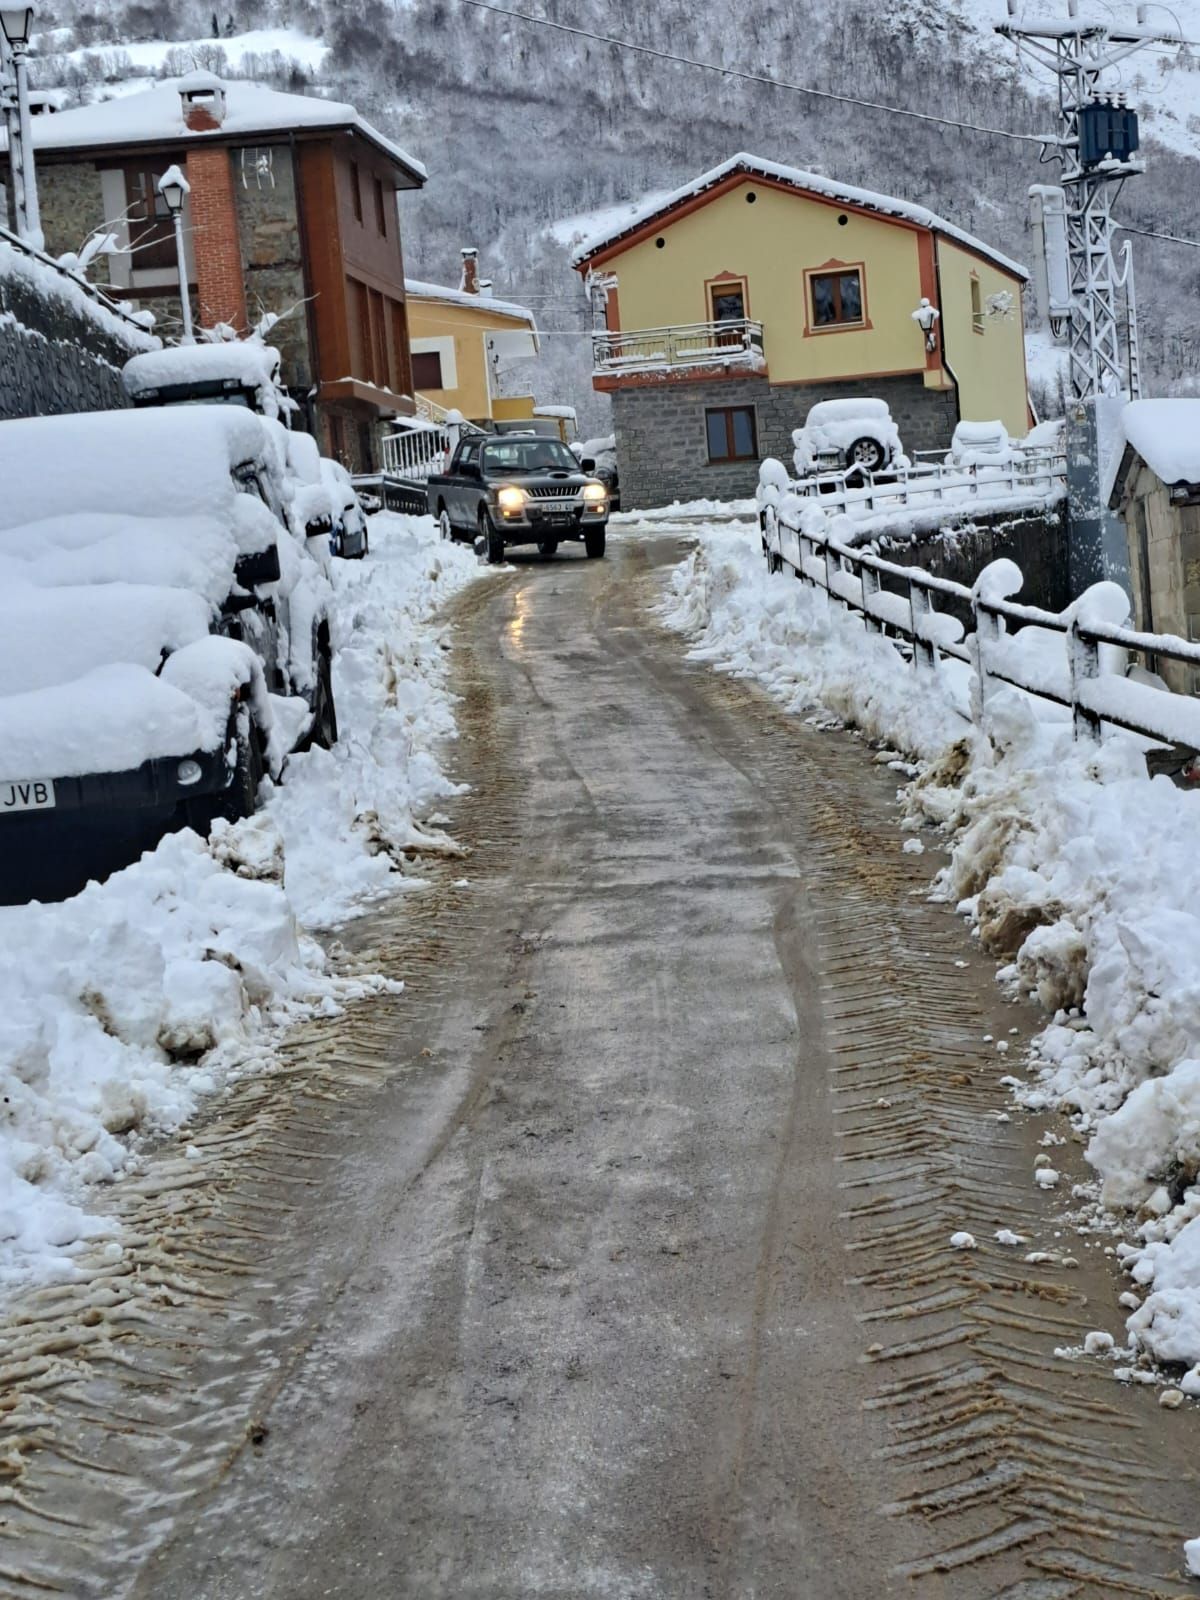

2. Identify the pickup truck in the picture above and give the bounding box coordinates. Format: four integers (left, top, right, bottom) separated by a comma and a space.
427, 434, 610, 562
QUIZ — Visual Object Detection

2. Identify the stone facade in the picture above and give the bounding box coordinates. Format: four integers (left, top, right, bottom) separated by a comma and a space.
1118, 460, 1200, 694
234, 151, 311, 393
0, 239, 152, 421
611, 372, 958, 510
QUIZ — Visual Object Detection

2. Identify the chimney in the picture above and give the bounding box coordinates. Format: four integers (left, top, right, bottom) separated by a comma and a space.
479, 278, 494, 299
460, 247, 480, 295
178, 69, 228, 133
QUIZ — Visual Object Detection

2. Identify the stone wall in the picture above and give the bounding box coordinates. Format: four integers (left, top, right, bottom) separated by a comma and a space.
0, 237, 155, 421
234, 149, 311, 393
612, 371, 959, 510
872, 504, 1071, 624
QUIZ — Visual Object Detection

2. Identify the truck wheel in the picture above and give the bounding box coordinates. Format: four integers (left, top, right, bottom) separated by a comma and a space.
846, 437, 886, 472
584, 526, 607, 560
438, 508, 454, 543
479, 509, 505, 565
537, 539, 558, 559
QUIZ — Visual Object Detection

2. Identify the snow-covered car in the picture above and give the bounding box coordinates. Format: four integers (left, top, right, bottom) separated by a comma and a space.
792, 398, 904, 476
284, 430, 369, 561
949, 419, 1011, 467
0, 407, 336, 900
123, 340, 293, 421
574, 434, 621, 512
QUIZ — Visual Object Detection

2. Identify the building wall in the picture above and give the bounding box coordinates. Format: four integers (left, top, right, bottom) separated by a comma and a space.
599, 178, 935, 387
234, 146, 310, 391
936, 239, 1030, 439
1123, 462, 1200, 694
407, 297, 538, 422
612, 371, 956, 510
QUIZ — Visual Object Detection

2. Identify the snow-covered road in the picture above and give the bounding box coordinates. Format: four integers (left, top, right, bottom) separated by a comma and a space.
3, 529, 1197, 1599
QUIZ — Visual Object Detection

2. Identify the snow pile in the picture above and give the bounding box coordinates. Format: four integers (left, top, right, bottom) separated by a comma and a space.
0, 232, 157, 352
949, 420, 1011, 468
0, 511, 482, 1292
267, 512, 481, 926
661, 519, 1200, 1369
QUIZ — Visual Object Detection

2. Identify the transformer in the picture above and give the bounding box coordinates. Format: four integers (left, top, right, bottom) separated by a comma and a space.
1078, 98, 1140, 168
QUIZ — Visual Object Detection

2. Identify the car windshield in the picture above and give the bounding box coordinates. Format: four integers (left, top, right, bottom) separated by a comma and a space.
481, 440, 579, 475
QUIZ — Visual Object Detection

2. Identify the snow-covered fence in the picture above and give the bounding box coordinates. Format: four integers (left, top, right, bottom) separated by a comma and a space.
789, 444, 1066, 521
592, 318, 765, 377
760, 489, 1200, 751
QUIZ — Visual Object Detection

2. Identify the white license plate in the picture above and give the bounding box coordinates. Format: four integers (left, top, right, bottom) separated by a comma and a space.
1, 778, 56, 813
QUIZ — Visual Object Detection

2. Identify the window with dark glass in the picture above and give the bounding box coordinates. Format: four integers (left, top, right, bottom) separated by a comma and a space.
124, 166, 177, 270
350, 160, 363, 224
706, 406, 758, 463
710, 282, 746, 322
412, 350, 444, 389
810, 268, 864, 327
375, 175, 388, 235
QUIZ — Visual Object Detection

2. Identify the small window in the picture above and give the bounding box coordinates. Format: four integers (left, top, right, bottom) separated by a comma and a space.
350, 160, 363, 224
706, 406, 758, 464
412, 350, 444, 389
810, 268, 863, 327
375, 175, 388, 235
971, 276, 984, 334
710, 282, 746, 323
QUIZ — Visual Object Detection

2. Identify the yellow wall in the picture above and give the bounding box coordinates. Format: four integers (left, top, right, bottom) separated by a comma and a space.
935, 240, 1029, 437
406, 296, 534, 421
602, 179, 931, 385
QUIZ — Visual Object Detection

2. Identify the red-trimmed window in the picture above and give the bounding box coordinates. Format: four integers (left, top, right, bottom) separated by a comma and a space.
706, 406, 758, 463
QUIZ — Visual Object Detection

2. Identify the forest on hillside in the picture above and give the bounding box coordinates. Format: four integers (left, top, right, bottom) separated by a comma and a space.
30, 0, 1200, 431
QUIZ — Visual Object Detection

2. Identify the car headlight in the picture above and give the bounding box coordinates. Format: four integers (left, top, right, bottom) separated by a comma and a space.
582, 482, 608, 504
177, 759, 203, 787
497, 485, 527, 515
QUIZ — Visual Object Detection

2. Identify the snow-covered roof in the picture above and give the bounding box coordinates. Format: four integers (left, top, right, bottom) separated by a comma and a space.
1107, 398, 1200, 501
570, 153, 1028, 281
404, 277, 537, 330
2, 77, 425, 183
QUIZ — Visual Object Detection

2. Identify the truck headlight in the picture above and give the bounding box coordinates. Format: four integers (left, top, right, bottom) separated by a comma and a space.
497, 485, 526, 516
582, 482, 608, 505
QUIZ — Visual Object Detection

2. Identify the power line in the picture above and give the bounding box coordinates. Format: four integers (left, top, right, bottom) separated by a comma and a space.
1116, 221, 1200, 248
456, 0, 1045, 146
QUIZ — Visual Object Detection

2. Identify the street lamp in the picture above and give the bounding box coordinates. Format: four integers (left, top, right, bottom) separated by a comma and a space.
0, 5, 40, 249
911, 296, 941, 354
157, 163, 194, 342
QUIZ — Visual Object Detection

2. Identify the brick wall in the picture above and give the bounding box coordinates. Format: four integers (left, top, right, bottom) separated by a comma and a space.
186, 147, 249, 332
611, 372, 959, 511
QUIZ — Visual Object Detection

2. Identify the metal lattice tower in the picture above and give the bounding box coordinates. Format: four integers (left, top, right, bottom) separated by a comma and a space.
997, 12, 1178, 401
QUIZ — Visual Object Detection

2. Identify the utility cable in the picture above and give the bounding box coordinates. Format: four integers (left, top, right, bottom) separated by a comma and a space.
1116, 221, 1200, 247
456, 0, 1045, 145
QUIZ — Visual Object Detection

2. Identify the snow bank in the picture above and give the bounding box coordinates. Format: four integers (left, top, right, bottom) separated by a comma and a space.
0, 512, 483, 1293
661, 518, 1200, 1368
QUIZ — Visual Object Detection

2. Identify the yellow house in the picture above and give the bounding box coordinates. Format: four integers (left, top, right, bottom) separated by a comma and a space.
571, 153, 1030, 508
405, 261, 539, 427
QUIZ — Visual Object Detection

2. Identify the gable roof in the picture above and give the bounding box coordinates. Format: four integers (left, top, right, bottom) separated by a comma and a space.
3, 77, 425, 185
570, 153, 1027, 281
405, 278, 538, 332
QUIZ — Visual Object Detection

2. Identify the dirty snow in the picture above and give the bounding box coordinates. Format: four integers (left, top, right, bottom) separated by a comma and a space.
661, 517, 1200, 1369
0, 512, 482, 1294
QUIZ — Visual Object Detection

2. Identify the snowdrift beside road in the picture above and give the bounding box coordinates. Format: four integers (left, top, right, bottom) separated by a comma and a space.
0, 512, 481, 1293
661, 523, 1200, 1373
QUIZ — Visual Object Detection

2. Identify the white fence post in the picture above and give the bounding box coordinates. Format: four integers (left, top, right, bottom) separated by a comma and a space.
971, 598, 999, 728
909, 579, 938, 672
1068, 620, 1104, 743
862, 565, 882, 632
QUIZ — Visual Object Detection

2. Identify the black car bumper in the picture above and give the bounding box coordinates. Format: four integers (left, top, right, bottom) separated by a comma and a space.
1, 746, 231, 822
497, 507, 608, 545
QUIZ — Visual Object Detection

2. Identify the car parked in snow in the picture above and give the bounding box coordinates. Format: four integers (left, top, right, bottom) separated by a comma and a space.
428, 434, 610, 562
285, 430, 369, 561
792, 398, 904, 476
573, 434, 621, 512
0, 407, 337, 901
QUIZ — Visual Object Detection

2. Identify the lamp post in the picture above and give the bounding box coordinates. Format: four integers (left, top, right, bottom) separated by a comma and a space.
157, 163, 193, 343
911, 297, 941, 354
0, 6, 39, 248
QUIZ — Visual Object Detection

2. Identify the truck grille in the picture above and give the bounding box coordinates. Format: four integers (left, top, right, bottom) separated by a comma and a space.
527, 486, 581, 502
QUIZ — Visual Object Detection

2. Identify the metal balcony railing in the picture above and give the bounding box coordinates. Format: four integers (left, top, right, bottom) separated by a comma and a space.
592, 318, 765, 377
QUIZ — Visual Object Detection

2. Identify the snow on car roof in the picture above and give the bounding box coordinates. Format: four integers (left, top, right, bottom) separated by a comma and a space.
570, 153, 1028, 281
404, 278, 537, 330
0, 406, 273, 532
2, 77, 425, 183
123, 341, 281, 397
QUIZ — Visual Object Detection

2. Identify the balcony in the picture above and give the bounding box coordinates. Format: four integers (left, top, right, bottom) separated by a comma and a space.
592, 319, 766, 385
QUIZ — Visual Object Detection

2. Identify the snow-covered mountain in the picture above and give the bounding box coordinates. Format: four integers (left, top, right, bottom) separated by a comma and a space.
29, 0, 1200, 428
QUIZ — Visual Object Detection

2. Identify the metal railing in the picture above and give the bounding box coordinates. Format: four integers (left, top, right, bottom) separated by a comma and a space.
790, 446, 1067, 520
592, 318, 765, 376
761, 499, 1200, 751
381, 423, 450, 484
0, 223, 156, 343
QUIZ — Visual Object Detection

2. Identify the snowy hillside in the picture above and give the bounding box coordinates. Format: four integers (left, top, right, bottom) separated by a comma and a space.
29, 0, 1200, 425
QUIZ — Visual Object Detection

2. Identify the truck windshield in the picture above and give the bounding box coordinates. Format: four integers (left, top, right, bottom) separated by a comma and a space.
481, 440, 580, 475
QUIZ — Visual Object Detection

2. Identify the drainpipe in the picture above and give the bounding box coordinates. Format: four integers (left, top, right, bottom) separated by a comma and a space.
932, 246, 962, 433
289, 132, 322, 443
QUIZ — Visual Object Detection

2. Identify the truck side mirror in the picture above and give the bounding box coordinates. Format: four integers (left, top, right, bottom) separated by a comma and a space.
234, 544, 282, 589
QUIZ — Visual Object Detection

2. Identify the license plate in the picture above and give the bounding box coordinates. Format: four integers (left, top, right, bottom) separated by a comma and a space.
1, 778, 56, 813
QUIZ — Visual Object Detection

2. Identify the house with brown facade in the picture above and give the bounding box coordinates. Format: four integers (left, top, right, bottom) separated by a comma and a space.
2, 72, 426, 470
